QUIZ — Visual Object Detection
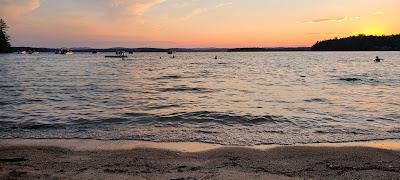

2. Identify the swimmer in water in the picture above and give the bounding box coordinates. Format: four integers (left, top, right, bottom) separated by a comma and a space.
374, 56, 383, 62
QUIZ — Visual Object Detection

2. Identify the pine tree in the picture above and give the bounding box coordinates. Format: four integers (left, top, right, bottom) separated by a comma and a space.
0, 19, 12, 53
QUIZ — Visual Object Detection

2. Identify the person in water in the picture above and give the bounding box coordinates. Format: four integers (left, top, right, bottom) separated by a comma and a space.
374, 56, 383, 62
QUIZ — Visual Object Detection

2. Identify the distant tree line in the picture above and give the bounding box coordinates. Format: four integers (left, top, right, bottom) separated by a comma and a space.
228, 47, 310, 52
0, 19, 12, 53
312, 34, 400, 51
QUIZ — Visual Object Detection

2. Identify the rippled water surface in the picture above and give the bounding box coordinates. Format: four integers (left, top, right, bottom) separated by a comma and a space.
0, 52, 399, 145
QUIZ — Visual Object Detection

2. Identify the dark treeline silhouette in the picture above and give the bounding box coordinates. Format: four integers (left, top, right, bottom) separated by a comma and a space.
228, 47, 310, 52
0, 19, 12, 53
312, 34, 400, 51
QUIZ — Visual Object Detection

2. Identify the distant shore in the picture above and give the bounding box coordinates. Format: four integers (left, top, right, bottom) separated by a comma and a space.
11, 47, 312, 53
1, 139, 400, 179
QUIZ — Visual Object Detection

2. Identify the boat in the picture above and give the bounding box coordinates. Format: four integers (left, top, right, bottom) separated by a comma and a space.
60, 49, 73, 55
105, 51, 128, 58
27, 50, 37, 54
167, 50, 176, 54
55, 49, 73, 55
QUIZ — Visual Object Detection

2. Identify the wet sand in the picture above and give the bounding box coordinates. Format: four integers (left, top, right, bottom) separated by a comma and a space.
1, 139, 400, 179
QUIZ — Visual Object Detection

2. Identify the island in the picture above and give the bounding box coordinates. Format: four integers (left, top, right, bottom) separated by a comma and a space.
311, 34, 400, 51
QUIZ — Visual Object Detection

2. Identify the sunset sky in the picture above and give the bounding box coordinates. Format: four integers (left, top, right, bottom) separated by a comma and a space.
1, 0, 399, 48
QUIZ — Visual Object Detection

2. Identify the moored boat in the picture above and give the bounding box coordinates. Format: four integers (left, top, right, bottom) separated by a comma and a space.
167, 50, 176, 54
60, 49, 73, 55
105, 51, 128, 58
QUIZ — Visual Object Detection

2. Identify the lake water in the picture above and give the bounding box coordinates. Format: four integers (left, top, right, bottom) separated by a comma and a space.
0, 52, 399, 145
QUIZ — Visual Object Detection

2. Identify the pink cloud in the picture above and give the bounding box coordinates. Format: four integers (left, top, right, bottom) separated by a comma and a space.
0, 0, 40, 19
307, 17, 348, 23
105, 0, 166, 16
179, 2, 232, 21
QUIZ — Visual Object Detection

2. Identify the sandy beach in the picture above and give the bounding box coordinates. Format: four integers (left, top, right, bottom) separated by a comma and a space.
1, 139, 400, 179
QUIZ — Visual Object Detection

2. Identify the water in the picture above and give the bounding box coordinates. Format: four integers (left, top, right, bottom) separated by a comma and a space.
0, 52, 399, 145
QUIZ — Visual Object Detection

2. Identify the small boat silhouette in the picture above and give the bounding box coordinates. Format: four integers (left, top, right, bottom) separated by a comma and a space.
105, 51, 128, 58
60, 49, 73, 55
168, 50, 176, 54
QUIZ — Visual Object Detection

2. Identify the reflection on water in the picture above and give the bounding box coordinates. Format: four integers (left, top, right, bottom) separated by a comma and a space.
0, 52, 399, 145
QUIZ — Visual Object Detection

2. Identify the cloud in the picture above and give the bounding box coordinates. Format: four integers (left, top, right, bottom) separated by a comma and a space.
180, 8, 210, 20
6, 0, 171, 48
307, 32, 345, 36
179, 1, 232, 21
171, 0, 204, 9
307, 17, 348, 23
0, 0, 40, 18
374, 11, 384, 15
215, 2, 233, 8
130, 0, 166, 15
105, 0, 166, 16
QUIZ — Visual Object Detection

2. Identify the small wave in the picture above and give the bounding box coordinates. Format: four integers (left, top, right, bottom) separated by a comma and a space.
153, 75, 183, 80
100, 117, 131, 124
0, 101, 9, 106
123, 112, 149, 117
2, 111, 286, 129
158, 86, 215, 93
155, 111, 283, 125
0, 121, 15, 127
95, 111, 286, 126
71, 117, 134, 125
196, 130, 218, 134
336, 76, 388, 86
315, 129, 369, 135
338, 77, 362, 82
0, 85, 15, 88
26, 99, 44, 103
387, 129, 400, 133
23, 123, 67, 130
144, 104, 180, 110
263, 130, 285, 134
304, 98, 328, 103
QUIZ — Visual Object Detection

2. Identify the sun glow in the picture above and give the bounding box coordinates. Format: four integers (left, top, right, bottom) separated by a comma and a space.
363, 27, 385, 36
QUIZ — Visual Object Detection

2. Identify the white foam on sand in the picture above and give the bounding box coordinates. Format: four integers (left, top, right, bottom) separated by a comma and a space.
1, 139, 400, 152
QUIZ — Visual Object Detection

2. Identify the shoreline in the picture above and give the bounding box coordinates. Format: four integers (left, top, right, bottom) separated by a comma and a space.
1, 139, 400, 179
1, 138, 400, 152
